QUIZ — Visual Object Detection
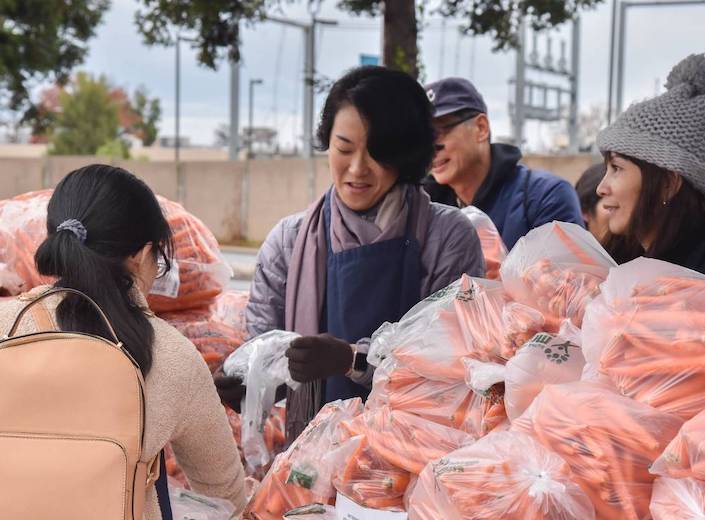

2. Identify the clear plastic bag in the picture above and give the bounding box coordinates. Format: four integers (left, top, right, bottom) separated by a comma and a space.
333, 435, 411, 511
223, 330, 301, 469
651, 407, 705, 481
462, 359, 508, 437
245, 398, 364, 520
367, 357, 472, 430
504, 333, 585, 421
169, 486, 236, 520
0, 190, 54, 295
361, 406, 473, 475
461, 206, 507, 280
367, 276, 506, 382
407, 430, 595, 520
649, 477, 705, 520
501, 302, 546, 359
511, 381, 683, 520
581, 257, 705, 420
148, 196, 233, 312
500, 222, 616, 330
211, 289, 249, 338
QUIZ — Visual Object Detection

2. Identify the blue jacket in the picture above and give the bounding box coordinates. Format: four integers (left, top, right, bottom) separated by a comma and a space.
423, 143, 584, 249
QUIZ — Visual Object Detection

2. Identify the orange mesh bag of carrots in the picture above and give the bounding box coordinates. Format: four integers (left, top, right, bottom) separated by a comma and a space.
361, 406, 473, 475
500, 222, 616, 330
407, 430, 595, 520
0, 190, 54, 294
581, 257, 705, 421
332, 434, 411, 511
504, 333, 585, 422
367, 276, 506, 382
245, 398, 364, 519
649, 477, 705, 520
461, 206, 507, 280
651, 408, 705, 481
159, 306, 245, 373
148, 196, 232, 312
512, 381, 683, 520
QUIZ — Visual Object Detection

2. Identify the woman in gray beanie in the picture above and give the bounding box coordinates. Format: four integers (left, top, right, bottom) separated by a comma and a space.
596, 53, 705, 274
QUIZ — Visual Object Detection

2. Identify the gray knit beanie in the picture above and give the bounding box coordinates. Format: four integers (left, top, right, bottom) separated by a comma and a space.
597, 53, 705, 195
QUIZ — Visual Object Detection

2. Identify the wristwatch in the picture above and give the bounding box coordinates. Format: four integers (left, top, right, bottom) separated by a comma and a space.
346, 345, 369, 377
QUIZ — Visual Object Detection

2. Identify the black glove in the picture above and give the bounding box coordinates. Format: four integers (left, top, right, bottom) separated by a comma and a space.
285, 334, 354, 383
213, 365, 246, 413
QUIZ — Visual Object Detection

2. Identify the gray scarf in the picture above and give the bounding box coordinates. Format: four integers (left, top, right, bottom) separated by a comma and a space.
284, 184, 430, 441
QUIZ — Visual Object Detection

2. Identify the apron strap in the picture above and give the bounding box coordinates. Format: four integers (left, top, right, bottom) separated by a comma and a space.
155, 450, 173, 520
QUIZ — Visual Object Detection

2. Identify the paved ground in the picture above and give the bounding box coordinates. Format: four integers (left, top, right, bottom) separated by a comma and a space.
221, 246, 258, 291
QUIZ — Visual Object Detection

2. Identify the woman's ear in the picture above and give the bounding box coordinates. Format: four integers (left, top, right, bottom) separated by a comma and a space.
126, 244, 152, 274
665, 172, 684, 202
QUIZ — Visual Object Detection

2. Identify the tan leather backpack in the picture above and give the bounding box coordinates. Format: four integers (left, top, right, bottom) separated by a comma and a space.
0, 288, 160, 519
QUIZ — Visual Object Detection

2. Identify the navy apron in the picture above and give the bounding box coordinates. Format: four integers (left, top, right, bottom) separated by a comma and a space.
323, 189, 422, 403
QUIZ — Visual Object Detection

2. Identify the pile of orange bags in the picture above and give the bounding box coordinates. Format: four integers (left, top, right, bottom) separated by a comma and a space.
581, 257, 705, 420
245, 399, 363, 519
461, 206, 507, 280
512, 382, 683, 519
0, 191, 232, 314
407, 430, 595, 520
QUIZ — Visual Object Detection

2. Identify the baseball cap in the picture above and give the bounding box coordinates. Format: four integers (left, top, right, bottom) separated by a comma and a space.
425, 77, 488, 118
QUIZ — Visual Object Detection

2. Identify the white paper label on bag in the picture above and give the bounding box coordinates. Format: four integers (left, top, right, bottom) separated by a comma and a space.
336, 493, 407, 520
149, 259, 180, 298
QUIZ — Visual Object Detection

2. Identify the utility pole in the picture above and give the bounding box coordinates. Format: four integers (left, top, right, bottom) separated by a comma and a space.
608, 0, 705, 119
512, 19, 526, 147
568, 17, 581, 153
229, 60, 240, 160
266, 16, 337, 158
248, 78, 263, 158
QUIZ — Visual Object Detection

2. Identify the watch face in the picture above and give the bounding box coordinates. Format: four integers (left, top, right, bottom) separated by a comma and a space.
354, 351, 368, 372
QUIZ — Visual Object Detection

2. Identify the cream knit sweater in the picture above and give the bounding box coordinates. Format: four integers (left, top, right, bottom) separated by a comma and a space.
0, 287, 246, 519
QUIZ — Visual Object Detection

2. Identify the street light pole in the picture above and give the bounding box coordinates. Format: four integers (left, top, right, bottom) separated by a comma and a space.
248, 78, 263, 158
175, 36, 181, 165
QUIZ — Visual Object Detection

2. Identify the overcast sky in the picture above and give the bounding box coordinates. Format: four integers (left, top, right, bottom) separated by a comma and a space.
81, 0, 705, 151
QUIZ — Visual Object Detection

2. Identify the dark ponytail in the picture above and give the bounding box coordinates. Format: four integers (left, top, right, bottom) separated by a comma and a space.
35, 164, 173, 376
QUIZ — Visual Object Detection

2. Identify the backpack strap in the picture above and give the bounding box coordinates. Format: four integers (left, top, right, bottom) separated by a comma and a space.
155, 450, 173, 520
28, 301, 54, 332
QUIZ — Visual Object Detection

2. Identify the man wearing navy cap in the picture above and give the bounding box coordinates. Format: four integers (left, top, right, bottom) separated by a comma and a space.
422, 77, 583, 249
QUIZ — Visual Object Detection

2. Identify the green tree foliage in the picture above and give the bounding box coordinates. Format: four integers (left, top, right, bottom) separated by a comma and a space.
134, 0, 274, 67
49, 73, 122, 155
133, 0, 603, 80
131, 86, 161, 146
439, 0, 603, 50
0, 0, 109, 113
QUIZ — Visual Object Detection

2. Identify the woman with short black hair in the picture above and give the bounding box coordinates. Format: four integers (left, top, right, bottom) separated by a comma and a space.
596, 54, 705, 273
215, 66, 485, 440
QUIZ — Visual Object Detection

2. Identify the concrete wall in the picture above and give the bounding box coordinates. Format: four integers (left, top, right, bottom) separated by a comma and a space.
0, 154, 597, 243
0, 158, 44, 199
